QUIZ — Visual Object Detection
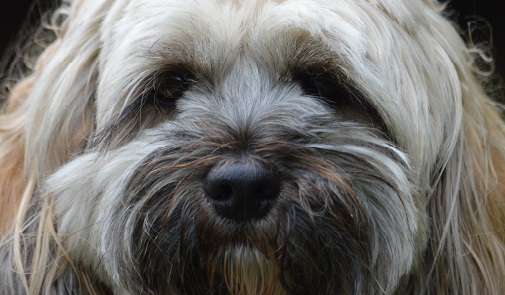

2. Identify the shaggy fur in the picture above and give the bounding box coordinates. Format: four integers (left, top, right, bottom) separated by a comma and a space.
1, 0, 505, 294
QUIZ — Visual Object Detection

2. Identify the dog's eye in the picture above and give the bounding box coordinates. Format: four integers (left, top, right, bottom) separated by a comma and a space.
292, 71, 356, 107
292, 69, 388, 133
153, 73, 193, 109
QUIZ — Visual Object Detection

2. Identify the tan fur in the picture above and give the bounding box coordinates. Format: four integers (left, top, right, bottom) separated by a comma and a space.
0, 130, 24, 234
0, 1, 100, 232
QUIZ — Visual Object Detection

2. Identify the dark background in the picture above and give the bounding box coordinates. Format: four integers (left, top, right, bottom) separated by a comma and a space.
1, 0, 504, 77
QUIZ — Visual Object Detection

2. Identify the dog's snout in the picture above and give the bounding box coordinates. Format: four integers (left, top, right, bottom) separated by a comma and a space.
204, 162, 280, 221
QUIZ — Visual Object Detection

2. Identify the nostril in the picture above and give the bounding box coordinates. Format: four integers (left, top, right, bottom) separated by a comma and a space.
254, 179, 279, 201
207, 184, 234, 202
203, 161, 280, 221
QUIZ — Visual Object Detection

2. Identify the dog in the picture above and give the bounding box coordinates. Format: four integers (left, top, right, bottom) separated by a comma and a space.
1, 0, 505, 294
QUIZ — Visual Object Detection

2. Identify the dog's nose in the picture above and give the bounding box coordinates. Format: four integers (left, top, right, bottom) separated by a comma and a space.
204, 161, 280, 221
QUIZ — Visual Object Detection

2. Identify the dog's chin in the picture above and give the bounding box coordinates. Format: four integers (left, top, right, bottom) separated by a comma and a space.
204, 244, 285, 295
143, 212, 338, 295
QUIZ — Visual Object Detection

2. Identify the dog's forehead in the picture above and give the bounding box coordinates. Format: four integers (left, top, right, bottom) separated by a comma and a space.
99, 0, 412, 73
97, 0, 412, 104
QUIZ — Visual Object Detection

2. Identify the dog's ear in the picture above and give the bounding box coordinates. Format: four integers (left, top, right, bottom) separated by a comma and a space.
422, 43, 505, 293
384, 1, 505, 292
0, 1, 111, 233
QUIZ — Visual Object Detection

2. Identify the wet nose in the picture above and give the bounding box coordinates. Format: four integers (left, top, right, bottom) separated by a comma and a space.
203, 161, 280, 221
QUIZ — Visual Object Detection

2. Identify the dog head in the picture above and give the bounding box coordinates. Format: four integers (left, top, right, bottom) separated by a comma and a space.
1, 0, 505, 294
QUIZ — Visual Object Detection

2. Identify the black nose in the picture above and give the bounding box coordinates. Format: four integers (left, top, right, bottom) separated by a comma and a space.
204, 161, 280, 221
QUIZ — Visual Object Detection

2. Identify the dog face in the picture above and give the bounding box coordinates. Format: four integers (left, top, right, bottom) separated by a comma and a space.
56, 1, 426, 293
1, 0, 505, 294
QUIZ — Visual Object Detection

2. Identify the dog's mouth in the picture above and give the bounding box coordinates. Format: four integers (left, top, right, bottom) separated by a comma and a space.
142, 195, 356, 294
132, 186, 345, 294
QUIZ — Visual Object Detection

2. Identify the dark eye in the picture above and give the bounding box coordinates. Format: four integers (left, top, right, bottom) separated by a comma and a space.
291, 70, 356, 107
292, 69, 389, 133
153, 72, 193, 109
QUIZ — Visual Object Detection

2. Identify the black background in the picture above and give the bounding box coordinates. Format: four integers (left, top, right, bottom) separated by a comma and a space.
1, 0, 504, 77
